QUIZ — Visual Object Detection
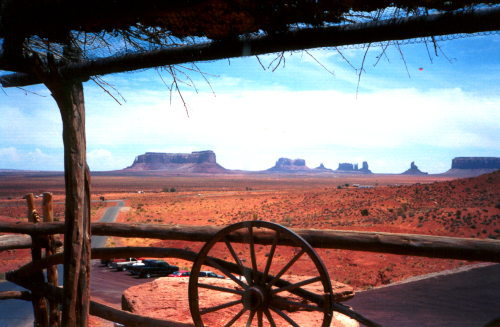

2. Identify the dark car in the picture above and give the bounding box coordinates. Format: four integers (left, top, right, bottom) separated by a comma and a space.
199, 271, 225, 279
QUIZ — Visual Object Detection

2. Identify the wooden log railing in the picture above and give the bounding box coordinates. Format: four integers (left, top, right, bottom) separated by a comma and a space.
5, 246, 380, 327
2, 221, 500, 263
2, 214, 500, 326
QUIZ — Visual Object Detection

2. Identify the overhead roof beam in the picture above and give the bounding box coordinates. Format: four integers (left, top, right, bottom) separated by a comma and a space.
2, 6, 500, 88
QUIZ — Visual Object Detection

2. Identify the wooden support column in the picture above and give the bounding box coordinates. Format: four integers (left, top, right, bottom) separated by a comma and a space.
43, 192, 61, 327
26, 194, 50, 327
30, 48, 91, 327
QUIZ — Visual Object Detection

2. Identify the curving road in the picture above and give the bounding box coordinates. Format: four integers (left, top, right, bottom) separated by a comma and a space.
0, 200, 124, 327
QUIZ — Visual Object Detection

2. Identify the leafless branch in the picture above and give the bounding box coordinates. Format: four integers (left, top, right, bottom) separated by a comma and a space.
356, 43, 371, 99
305, 50, 334, 76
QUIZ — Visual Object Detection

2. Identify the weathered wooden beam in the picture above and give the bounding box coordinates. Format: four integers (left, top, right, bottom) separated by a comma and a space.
29, 48, 92, 327
0, 235, 33, 251
26, 193, 50, 327
2, 6, 500, 87
0, 290, 33, 301
2, 221, 500, 263
0, 234, 62, 251
43, 192, 61, 327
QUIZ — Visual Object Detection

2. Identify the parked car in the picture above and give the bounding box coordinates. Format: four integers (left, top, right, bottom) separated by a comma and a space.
111, 258, 144, 271
199, 271, 225, 279
131, 261, 179, 278
168, 270, 190, 277
126, 259, 156, 275
101, 258, 140, 268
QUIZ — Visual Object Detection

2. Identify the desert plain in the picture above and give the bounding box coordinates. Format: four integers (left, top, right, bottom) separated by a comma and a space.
1, 170, 500, 325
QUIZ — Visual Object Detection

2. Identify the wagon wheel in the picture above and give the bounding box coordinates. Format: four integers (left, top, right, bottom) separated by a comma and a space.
189, 221, 334, 327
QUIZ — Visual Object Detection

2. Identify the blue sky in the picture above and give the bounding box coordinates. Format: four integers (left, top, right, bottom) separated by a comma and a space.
1, 34, 500, 174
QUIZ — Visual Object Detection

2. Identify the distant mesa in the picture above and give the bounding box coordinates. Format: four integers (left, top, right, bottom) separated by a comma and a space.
401, 161, 428, 175
451, 157, 500, 170
267, 158, 311, 173
335, 161, 372, 174
125, 151, 228, 173
441, 157, 500, 177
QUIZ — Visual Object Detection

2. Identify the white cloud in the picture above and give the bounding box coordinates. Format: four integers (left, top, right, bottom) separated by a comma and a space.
0, 147, 61, 170
87, 149, 130, 171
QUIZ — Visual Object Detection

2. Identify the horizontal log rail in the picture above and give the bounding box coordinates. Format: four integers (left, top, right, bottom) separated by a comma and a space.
0, 290, 32, 301
0, 234, 62, 251
7, 247, 380, 327
2, 221, 500, 263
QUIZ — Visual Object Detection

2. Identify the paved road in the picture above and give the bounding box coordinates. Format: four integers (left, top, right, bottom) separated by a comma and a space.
348, 263, 500, 327
0, 200, 124, 327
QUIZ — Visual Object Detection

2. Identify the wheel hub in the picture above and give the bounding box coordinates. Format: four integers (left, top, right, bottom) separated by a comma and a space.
243, 286, 266, 310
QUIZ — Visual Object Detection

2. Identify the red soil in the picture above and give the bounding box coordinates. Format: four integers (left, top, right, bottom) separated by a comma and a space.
1, 170, 500, 325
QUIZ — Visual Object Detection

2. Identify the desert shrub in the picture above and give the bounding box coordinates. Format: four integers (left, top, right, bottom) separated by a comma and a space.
495, 203, 500, 209
470, 224, 477, 229
360, 209, 369, 216
488, 235, 497, 240
408, 211, 415, 217
417, 223, 423, 228
0, 272, 4, 281
396, 208, 404, 216
252, 213, 258, 220
388, 208, 394, 213
456, 210, 461, 216
401, 203, 408, 211
170, 187, 176, 192
345, 183, 349, 187
494, 229, 500, 234
162, 187, 170, 192
337, 185, 342, 189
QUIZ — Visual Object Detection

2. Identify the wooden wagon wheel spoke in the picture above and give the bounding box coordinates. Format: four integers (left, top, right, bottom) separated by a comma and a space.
200, 299, 242, 315
270, 298, 323, 312
198, 283, 245, 295
257, 309, 263, 327
269, 307, 301, 327
224, 238, 244, 274
266, 249, 305, 291
189, 221, 334, 327
225, 236, 253, 284
248, 226, 259, 285
263, 308, 277, 327
261, 230, 280, 287
224, 307, 247, 327
246, 309, 256, 326
205, 256, 248, 290
269, 276, 322, 296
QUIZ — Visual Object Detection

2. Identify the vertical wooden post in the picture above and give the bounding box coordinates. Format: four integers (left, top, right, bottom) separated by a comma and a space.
30, 46, 92, 326
43, 192, 61, 327
26, 193, 50, 327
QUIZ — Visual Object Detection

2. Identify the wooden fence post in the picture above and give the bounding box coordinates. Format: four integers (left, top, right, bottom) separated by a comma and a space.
43, 192, 61, 327
26, 193, 50, 327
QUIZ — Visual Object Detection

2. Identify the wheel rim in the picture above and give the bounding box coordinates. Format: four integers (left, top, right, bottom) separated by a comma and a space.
189, 221, 334, 327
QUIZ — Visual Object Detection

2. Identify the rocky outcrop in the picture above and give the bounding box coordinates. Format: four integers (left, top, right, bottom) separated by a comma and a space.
358, 161, 372, 174
337, 163, 355, 171
401, 161, 428, 175
125, 150, 227, 173
314, 163, 330, 170
267, 158, 310, 172
122, 277, 356, 326
451, 157, 500, 170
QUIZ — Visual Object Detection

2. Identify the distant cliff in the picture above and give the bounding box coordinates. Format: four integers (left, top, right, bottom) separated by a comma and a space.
335, 161, 372, 174
267, 158, 310, 172
451, 157, 500, 170
126, 151, 227, 173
